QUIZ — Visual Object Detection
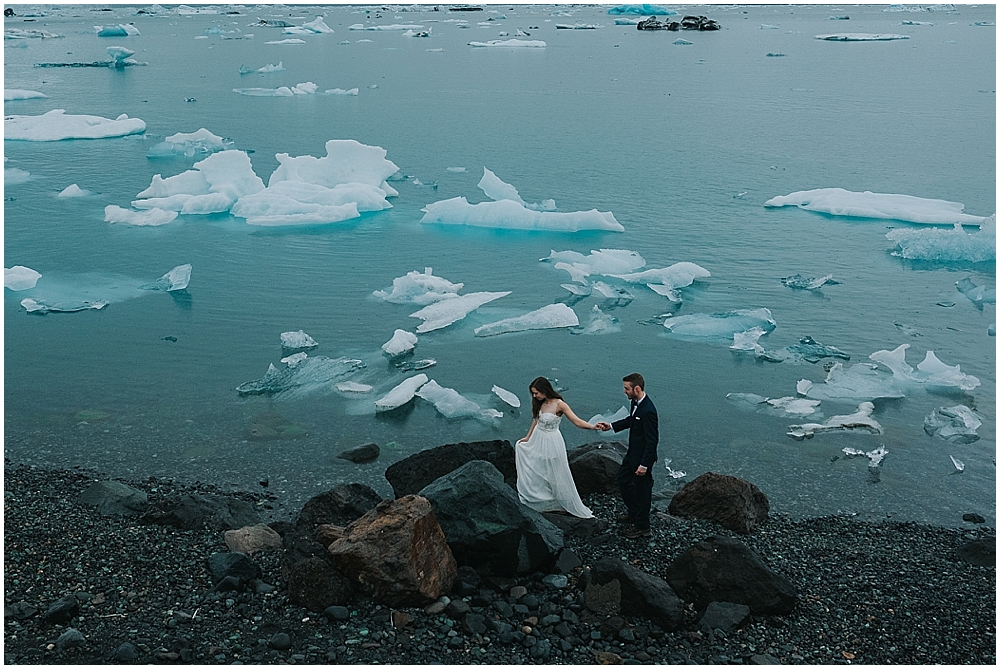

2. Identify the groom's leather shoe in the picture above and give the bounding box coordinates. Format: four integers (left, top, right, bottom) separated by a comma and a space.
622, 525, 652, 539
616, 514, 634, 525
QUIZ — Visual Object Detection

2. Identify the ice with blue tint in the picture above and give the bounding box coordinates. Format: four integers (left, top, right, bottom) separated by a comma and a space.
468, 39, 546, 48
337, 381, 373, 394
139, 264, 191, 292
492, 385, 521, 408
350, 23, 425, 31
265, 38, 306, 45
375, 373, 429, 411
573, 305, 621, 335
562, 283, 591, 296
382, 329, 418, 357
416, 379, 498, 420
280, 330, 318, 351
4, 266, 42, 291
236, 356, 366, 397
287, 17, 334, 34
268, 139, 399, 195
233, 82, 319, 96
4, 89, 47, 101
924, 405, 982, 443
765, 187, 989, 225
608, 262, 710, 301
663, 308, 776, 341
544, 248, 646, 279
589, 406, 629, 425
21, 297, 108, 314
146, 128, 232, 158
104, 205, 178, 227
783, 336, 851, 363
474, 303, 579, 337
421, 197, 622, 232
787, 401, 882, 440
730, 327, 769, 356
868, 344, 980, 391
325, 88, 359, 96
955, 276, 996, 309
58, 184, 91, 198
230, 181, 388, 226
5, 167, 31, 184
608, 4, 677, 15
781, 274, 836, 289
886, 214, 996, 263
409, 291, 511, 333
132, 150, 264, 215
5, 109, 146, 141
816, 33, 910, 40
796, 362, 904, 401
96, 24, 140, 36
374, 268, 463, 305
728, 393, 823, 417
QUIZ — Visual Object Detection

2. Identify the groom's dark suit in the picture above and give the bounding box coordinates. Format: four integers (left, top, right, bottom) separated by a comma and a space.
611, 395, 658, 530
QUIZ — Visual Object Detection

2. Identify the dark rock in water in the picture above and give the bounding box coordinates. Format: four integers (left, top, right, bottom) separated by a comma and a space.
77, 480, 149, 516
286, 557, 354, 611
337, 443, 380, 463
323, 605, 350, 621
112, 642, 139, 662
962, 513, 986, 524
699, 601, 751, 633
56, 627, 86, 651
385, 439, 516, 498
294, 483, 382, 530
4, 7, 15, 16
207, 552, 261, 584
665, 535, 797, 615
956, 537, 995, 567
668, 472, 769, 534
553, 548, 583, 574
420, 460, 563, 576
588, 557, 684, 631
269, 632, 292, 651
5, 602, 38, 620
543, 511, 608, 537
43, 595, 79, 625
143, 493, 261, 531
567, 441, 627, 496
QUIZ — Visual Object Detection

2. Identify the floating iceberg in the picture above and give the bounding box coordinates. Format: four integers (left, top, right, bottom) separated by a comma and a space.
280, 352, 308, 366
409, 291, 511, 333
474, 303, 579, 337
267, 139, 399, 196
396, 358, 436, 372
233, 82, 318, 96
543, 249, 645, 276
796, 362, 904, 401
35, 46, 145, 69
375, 374, 429, 411
572, 305, 620, 335
924, 405, 982, 443
288, 17, 334, 33
21, 298, 108, 314
608, 262, 710, 301
147, 128, 232, 158
663, 458, 686, 479
421, 197, 621, 232
781, 273, 836, 289
555, 23, 602, 29
730, 326, 769, 356
842, 445, 889, 469
265, 38, 306, 45
663, 307, 776, 341
104, 205, 178, 226
949, 454, 964, 473
478, 167, 550, 210
280, 330, 319, 351
469, 39, 546, 47
132, 150, 265, 215
139, 264, 191, 291
787, 401, 882, 440
589, 405, 630, 425
492, 385, 521, 408
230, 180, 388, 226
815, 33, 910, 40
58, 184, 91, 198
764, 188, 988, 225
955, 275, 996, 309
382, 329, 418, 357
4, 89, 47, 101
4, 266, 42, 291
325, 88, 359, 96
236, 356, 365, 396
337, 381, 373, 393
886, 215, 996, 263
4, 28, 63, 39
5, 168, 31, 184
869, 344, 980, 391
373, 268, 463, 305
726, 393, 822, 418
416, 380, 496, 420
349, 23, 425, 31
783, 336, 850, 363
96, 24, 140, 36
608, 4, 677, 15
5, 109, 146, 141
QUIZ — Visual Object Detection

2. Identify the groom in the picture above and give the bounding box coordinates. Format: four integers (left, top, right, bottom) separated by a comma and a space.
597, 373, 658, 539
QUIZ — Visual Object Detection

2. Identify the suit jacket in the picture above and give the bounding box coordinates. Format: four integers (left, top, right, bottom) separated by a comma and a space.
612, 395, 659, 470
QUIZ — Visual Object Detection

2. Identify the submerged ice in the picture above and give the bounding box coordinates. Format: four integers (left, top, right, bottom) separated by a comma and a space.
765, 188, 988, 225
474, 303, 579, 337
886, 214, 995, 263
409, 291, 511, 333
663, 307, 776, 341
787, 402, 882, 440
236, 356, 365, 396
869, 344, 980, 391
416, 380, 500, 421
492, 385, 521, 408
924, 405, 982, 443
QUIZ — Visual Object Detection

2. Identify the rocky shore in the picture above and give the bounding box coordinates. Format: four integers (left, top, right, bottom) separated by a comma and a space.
4, 453, 995, 666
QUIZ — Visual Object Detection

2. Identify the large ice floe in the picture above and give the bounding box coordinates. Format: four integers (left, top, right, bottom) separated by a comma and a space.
375, 374, 429, 411
608, 4, 677, 15
16, 264, 190, 314
104, 205, 178, 226
5, 109, 145, 141
474, 303, 579, 337
132, 150, 264, 215
146, 128, 232, 158
409, 291, 511, 333
469, 39, 546, 47
233, 82, 319, 96
924, 405, 982, 444
608, 262, 710, 301
236, 355, 366, 397
663, 307, 776, 342
373, 268, 463, 305
421, 168, 620, 232
416, 380, 502, 421
787, 402, 882, 440
796, 362, 904, 401
886, 214, 996, 263
764, 188, 989, 225
815, 33, 910, 40
382, 329, 418, 357
868, 344, 980, 391
4, 89, 47, 101
4, 266, 42, 291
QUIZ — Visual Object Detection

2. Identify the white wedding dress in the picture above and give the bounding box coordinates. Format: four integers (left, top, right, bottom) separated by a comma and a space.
515, 412, 594, 518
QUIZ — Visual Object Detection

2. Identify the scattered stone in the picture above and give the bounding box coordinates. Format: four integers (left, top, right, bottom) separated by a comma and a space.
445, 599, 471, 618
112, 642, 139, 662
956, 537, 995, 567
699, 601, 751, 633
294, 484, 383, 530
963, 513, 986, 524
594, 649, 624, 664
77, 480, 149, 515
215, 575, 240, 592
269, 632, 292, 651
391, 610, 411, 628
323, 605, 350, 621
567, 441, 627, 495
224, 523, 283, 554
337, 443, 381, 463
206, 551, 261, 584
589, 557, 684, 630
668, 472, 770, 534
143, 493, 261, 531
553, 548, 583, 573
56, 627, 86, 651
43, 595, 80, 625
384, 440, 517, 497
541, 574, 568, 588
5, 602, 38, 620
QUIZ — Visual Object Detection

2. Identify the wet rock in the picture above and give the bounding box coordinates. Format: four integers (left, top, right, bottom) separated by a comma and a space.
294, 483, 383, 530
224, 523, 283, 554
699, 601, 751, 633
962, 513, 986, 524
43, 595, 79, 625
286, 557, 354, 611
337, 443, 380, 463
384, 440, 516, 498
206, 551, 261, 584
567, 441, 627, 496
143, 493, 261, 531
956, 537, 995, 567
588, 557, 684, 630
668, 472, 770, 534
323, 605, 350, 621
77, 480, 149, 516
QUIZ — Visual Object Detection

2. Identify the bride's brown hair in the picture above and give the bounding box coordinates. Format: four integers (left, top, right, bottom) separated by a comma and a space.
530, 376, 562, 418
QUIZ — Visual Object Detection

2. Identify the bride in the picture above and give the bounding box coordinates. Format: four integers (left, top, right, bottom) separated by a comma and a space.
515, 377, 598, 518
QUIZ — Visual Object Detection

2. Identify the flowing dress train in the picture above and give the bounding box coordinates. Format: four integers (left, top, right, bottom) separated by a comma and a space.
515, 412, 594, 518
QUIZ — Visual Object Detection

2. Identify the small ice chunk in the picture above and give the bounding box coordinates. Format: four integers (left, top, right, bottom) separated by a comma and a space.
382, 329, 418, 356
350, 23, 426, 31
421, 197, 622, 232
325, 88, 359, 95
765, 397, 821, 416
955, 275, 996, 309
396, 358, 436, 372
815, 33, 910, 40
887, 216, 995, 263
478, 167, 527, 206
375, 373, 429, 411
409, 291, 511, 333
4, 89, 47, 101
5, 168, 31, 184
866, 445, 888, 467
765, 188, 987, 225
139, 264, 191, 291
4, 266, 42, 291
663, 307, 776, 340
104, 205, 178, 226
337, 381, 373, 393
415, 379, 487, 419
662, 458, 686, 479
797, 362, 904, 401
96, 24, 138, 37
673, 39, 693, 45
280, 330, 319, 351
299, 17, 334, 33
447, 167, 467, 173
731, 326, 768, 355
554, 262, 591, 284
573, 304, 620, 335
373, 268, 463, 305
280, 352, 308, 367
492, 385, 521, 408
562, 283, 592, 296
949, 455, 965, 472
474, 303, 579, 337
468, 38, 546, 47
989, 323, 996, 337
5, 109, 146, 141
607, 5, 677, 16
589, 406, 629, 425
784, 336, 850, 363
608, 262, 710, 301
147, 128, 231, 158
236, 356, 365, 396
787, 401, 882, 440
869, 344, 980, 391
58, 184, 91, 198
781, 273, 836, 289
265, 38, 306, 44
924, 405, 982, 443
21, 297, 108, 314
542, 249, 645, 275
257, 61, 285, 72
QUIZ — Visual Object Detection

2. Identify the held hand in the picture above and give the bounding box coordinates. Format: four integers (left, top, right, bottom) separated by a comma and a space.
635, 465, 647, 476
596, 421, 611, 431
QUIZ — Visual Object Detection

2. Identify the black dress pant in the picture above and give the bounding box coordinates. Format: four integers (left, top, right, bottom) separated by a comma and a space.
618, 464, 654, 529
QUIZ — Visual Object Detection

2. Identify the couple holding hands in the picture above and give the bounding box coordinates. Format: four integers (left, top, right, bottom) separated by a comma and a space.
514, 373, 658, 540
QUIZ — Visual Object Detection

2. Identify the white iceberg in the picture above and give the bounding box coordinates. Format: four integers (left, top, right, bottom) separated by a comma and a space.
924, 405, 982, 443
815, 33, 910, 40
236, 356, 365, 396
544, 248, 646, 277
492, 385, 521, 408
730, 326, 769, 356
382, 329, 418, 357
337, 381, 373, 393
4, 266, 42, 291
409, 291, 511, 333
764, 188, 988, 226
573, 304, 620, 335
787, 401, 882, 440
288, 17, 334, 33
104, 205, 178, 226
147, 128, 231, 158
5, 168, 31, 184
280, 352, 308, 367
325, 88, 359, 96
280, 330, 319, 350
139, 264, 191, 291
475, 303, 579, 337
415, 379, 489, 419
21, 297, 108, 314
5, 109, 146, 141
955, 275, 996, 309
477, 168, 555, 211
133, 150, 265, 215
886, 216, 995, 263
555, 23, 602, 29
469, 38, 546, 47
4, 89, 47, 101
869, 344, 980, 391
265, 38, 306, 45
726, 393, 821, 417
375, 373, 429, 411
267, 139, 399, 196
421, 197, 622, 232
842, 445, 889, 468
233, 82, 318, 96
230, 180, 388, 226
373, 268, 463, 305
781, 273, 836, 289
58, 184, 91, 197
796, 362, 904, 401
663, 307, 776, 340
589, 405, 629, 425
608, 262, 710, 301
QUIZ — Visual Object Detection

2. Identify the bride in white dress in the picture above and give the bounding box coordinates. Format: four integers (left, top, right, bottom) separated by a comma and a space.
515, 376, 599, 518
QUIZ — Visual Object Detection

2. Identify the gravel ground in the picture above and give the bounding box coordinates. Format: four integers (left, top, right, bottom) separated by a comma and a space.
4, 460, 995, 665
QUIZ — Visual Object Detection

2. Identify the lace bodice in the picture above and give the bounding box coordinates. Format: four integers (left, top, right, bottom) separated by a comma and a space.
536, 412, 562, 432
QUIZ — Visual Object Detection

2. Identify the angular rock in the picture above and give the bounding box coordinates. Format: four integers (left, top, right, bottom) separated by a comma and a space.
269, 632, 292, 651
337, 442, 380, 463
385, 439, 516, 498
5, 602, 38, 620
327, 495, 456, 606
314, 524, 346, 548
699, 601, 751, 633
588, 557, 684, 631
77, 480, 149, 516
112, 642, 139, 662
567, 441, 627, 496
543, 511, 608, 538
56, 627, 86, 651
224, 523, 283, 554
956, 537, 995, 567
962, 513, 986, 524
286, 557, 354, 611
294, 483, 383, 530
665, 535, 797, 615
554, 548, 583, 574
668, 472, 770, 534
323, 605, 350, 621
43, 595, 79, 625
419, 460, 563, 575
143, 493, 261, 531
207, 552, 261, 584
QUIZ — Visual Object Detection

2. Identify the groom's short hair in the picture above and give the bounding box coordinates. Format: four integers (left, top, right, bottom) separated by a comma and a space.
623, 373, 644, 390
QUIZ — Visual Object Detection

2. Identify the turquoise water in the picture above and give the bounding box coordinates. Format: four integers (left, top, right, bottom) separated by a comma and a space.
4, 4, 995, 526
